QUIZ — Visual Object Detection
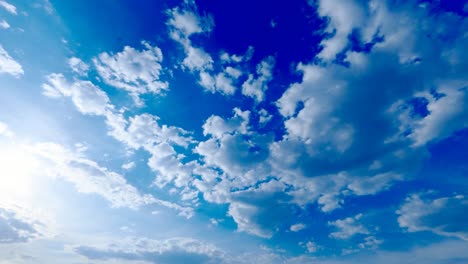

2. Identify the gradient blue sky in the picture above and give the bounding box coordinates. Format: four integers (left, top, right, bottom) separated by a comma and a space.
0, 0, 467, 263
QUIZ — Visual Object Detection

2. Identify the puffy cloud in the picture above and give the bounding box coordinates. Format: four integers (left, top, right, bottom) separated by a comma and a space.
328, 214, 370, 239
167, 3, 272, 98
316, 0, 366, 61
271, 0, 467, 195
42, 73, 110, 116
0, 45, 23, 77
397, 193, 468, 240
104, 112, 197, 189
202, 108, 250, 139
241, 56, 275, 102
68, 57, 89, 76
0, 0, 16, 15
166, 6, 213, 40
167, 4, 214, 72
93, 41, 168, 106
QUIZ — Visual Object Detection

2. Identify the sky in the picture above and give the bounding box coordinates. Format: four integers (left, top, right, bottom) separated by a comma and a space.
0, 0, 467, 263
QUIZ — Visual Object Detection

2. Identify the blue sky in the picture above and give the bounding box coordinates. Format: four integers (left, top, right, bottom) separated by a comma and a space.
0, 0, 467, 263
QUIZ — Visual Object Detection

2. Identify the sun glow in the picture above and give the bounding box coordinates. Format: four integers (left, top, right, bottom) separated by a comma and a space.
0, 143, 40, 200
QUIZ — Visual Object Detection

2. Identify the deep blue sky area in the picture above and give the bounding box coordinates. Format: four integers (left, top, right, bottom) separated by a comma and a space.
0, 0, 467, 263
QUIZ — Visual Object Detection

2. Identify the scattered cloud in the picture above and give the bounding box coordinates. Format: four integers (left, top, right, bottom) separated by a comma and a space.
93, 41, 168, 106
328, 214, 370, 239
397, 193, 468, 240
290, 223, 306, 232
305, 241, 317, 253
0, 45, 23, 77
122, 161, 135, 170
68, 57, 89, 76
0, 207, 44, 243
0, 0, 17, 15
0, 19, 10, 29
42, 73, 111, 116
242, 56, 275, 102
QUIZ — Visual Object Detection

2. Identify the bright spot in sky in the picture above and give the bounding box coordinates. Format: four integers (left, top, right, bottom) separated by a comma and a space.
0, 143, 40, 199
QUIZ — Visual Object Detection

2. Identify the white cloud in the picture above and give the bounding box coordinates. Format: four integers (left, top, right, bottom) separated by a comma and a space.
30, 142, 155, 210
358, 236, 382, 250
167, 4, 214, 72
93, 41, 168, 106
346, 173, 402, 195
28, 141, 194, 218
73, 236, 225, 263
42, 73, 111, 116
316, 0, 365, 61
329, 214, 370, 239
0, 0, 17, 15
202, 108, 250, 139
258, 108, 272, 126
68, 57, 89, 76
397, 193, 468, 240
0, 45, 23, 77
305, 241, 317, 253
183, 46, 213, 72
0, 121, 13, 137
410, 84, 468, 146
228, 202, 273, 238
103, 112, 197, 190
122, 161, 135, 170
166, 6, 212, 39
0, 19, 10, 29
0, 204, 53, 244
290, 223, 306, 232
242, 56, 275, 102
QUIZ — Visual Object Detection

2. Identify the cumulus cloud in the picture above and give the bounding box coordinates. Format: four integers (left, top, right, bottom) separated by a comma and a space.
0, 45, 23, 77
68, 57, 89, 76
241, 56, 275, 102
167, 3, 276, 98
42, 73, 111, 116
105, 112, 197, 189
93, 41, 168, 106
397, 193, 468, 240
328, 214, 370, 239
167, 4, 214, 72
